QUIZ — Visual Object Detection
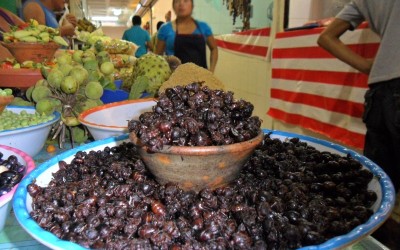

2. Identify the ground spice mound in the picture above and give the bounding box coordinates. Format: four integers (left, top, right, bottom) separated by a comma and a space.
159, 63, 225, 93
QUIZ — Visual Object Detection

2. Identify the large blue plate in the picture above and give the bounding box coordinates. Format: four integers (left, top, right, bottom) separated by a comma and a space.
13, 130, 396, 249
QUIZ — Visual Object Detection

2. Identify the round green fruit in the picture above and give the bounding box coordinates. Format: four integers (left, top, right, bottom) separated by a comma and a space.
100, 61, 114, 75
72, 50, 84, 63
61, 76, 78, 94
69, 67, 89, 85
47, 69, 64, 89
31, 85, 52, 103
71, 126, 88, 144
85, 81, 103, 99
36, 98, 55, 115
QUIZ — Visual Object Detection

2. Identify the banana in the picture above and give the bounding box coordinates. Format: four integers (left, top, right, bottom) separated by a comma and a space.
13, 30, 34, 39
19, 36, 38, 42
53, 36, 69, 46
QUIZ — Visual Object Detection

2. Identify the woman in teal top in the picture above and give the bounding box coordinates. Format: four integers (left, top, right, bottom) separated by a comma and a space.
157, 20, 212, 57
155, 0, 218, 72
21, 0, 76, 37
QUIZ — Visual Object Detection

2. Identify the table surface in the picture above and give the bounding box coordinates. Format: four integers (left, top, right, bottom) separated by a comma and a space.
0, 141, 391, 250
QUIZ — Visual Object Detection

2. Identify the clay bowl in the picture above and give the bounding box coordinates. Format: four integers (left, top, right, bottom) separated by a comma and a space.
130, 130, 264, 192
1, 42, 60, 64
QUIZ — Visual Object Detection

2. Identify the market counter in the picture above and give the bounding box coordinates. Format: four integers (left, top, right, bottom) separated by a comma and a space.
268, 22, 380, 150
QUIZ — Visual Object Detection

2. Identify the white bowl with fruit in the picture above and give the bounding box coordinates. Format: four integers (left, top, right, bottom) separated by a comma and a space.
78, 99, 156, 140
0, 106, 60, 156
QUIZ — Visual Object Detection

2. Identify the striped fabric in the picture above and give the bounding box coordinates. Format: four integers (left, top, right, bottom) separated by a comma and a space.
268, 23, 380, 149
215, 28, 271, 60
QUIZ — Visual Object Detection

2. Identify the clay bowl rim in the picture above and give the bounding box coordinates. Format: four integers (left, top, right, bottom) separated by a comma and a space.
1, 41, 60, 49
130, 129, 264, 155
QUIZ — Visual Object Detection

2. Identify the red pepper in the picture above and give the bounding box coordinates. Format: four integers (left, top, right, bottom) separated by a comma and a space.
1, 62, 14, 69
17, 23, 29, 30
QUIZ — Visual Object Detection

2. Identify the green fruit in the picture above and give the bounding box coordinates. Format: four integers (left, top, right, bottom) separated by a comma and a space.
96, 51, 110, 64
50, 98, 62, 112
59, 64, 73, 76
69, 67, 88, 85
87, 70, 103, 82
56, 52, 72, 65
31, 85, 52, 102
36, 98, 55, 115
25, 86, 35, 101
85, 81, 103, 99
81, 50, 96, 63
35, 79, 49, 87
78, 99, 99, 112
3, 88, 12, 96
71, 126, 88, 144
84, 60, 99, 72
61, 76, 78, 94
47, 69, 64, 89
100, 61, 114, 75
62, 115, 80, 126
72, 50, 84, 63
10, 97, 34, 106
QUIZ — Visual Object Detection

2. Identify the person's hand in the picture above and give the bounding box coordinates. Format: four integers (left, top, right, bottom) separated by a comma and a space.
165, 11, 171, 22
60, 22, 76, 37
65, 14, 77, 27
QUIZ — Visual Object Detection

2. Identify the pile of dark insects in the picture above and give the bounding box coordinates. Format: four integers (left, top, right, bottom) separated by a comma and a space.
128, 82, 262, 153
0, 152, 26, 196
27, 134, 377, 249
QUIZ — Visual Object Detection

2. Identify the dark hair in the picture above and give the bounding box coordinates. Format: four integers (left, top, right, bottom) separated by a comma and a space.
156, 21, 164, 31
132, 15, 142, 26
173, 0, 193, 6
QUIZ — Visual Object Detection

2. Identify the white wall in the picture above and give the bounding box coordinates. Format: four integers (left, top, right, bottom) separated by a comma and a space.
150, 0, 273, 35
288, 0, 350, 28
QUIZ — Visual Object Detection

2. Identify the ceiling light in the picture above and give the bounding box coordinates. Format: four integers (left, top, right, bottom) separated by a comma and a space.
113, 8, 122, 16
91, 16, 119, 22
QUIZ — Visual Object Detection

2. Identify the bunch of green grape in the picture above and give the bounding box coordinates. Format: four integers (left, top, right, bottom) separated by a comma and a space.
0, 109, 55, 131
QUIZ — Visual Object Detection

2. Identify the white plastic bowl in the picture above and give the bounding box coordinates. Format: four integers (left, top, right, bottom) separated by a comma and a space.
0, 106, 60, 156
12, 130, 395, 250
78, 98, 156, 140
0, 145, 35, 232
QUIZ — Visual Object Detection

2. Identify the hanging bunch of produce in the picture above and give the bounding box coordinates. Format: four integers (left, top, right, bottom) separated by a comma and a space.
11, 48, 119, 148
222, 0, 252, 31
76, 18, 97, 33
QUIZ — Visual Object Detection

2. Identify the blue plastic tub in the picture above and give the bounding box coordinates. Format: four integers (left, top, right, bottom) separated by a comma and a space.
100, 89, 129, 104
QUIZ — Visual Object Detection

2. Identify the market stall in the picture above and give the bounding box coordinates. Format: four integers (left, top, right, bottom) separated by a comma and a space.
268, 22, 380, 150
0, 2, 397, 248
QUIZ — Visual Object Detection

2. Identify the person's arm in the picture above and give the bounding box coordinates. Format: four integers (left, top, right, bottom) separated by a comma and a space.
22, 2, 45, 24
145, 33, 153, 52
206, 35, 218, 73
317, 18, 373, 74
146, 41, 154, 53
155, 40, 166, 55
